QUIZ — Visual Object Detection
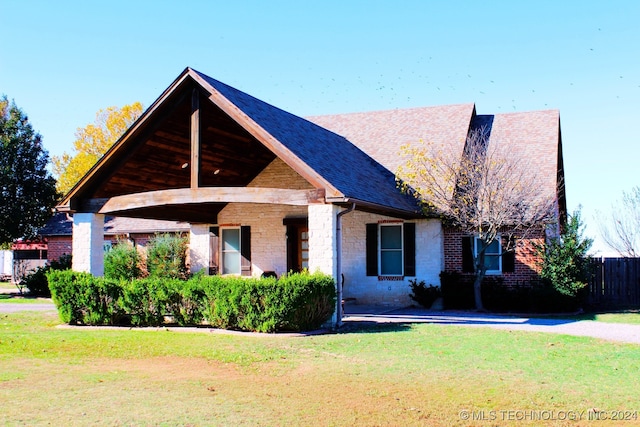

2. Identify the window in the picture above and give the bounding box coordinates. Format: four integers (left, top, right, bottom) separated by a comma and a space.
211, 226, 251, 276
474, 236, 502, 274
221, 228, 241, 275
366, 222, 415, 277
379, 224, 403, 275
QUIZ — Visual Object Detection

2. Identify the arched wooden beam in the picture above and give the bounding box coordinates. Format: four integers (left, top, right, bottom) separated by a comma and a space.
99, 187, 326, 214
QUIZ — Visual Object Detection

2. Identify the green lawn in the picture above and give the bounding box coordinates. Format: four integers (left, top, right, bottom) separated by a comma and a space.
534, 311, 640, 325
0, 294, 52, 303
1, 311, 639, 426
0, 280, 15, 289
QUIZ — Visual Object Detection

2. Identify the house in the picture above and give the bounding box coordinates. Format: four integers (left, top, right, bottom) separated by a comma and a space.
38, 212, 191, 262
9, 240, 47, 282
57, 67, 565, 324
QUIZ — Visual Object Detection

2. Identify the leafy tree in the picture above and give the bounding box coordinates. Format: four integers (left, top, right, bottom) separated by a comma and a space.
0, 96, 59, 244
598, 186, 640, 257
398, 127, 556, 310
52, 102, 143, 194
537, 209, 593, 297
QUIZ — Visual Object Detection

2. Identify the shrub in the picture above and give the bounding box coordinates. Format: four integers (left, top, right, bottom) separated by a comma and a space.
440, 271, 475, 310
47, 269, 123, 325
408, 279, 441, 308
198, 271, 336, 332
46, 270, 336, 331
278, 271, 336, 332
481, 279, 531, 313
119, 277, 184, 326
104, 239, 142, 280
146, 233, 188, 280
536, 209, 593, 302
21, 254, 72, 297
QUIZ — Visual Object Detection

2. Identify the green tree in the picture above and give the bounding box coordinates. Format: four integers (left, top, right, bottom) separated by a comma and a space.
52, 102, 143, 194
538, 208, 593, 297
0, 96, 59, 244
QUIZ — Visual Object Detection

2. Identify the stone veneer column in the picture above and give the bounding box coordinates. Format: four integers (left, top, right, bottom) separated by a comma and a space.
308, 204, 339, 276
308, 204, 340, 327
189, 224, 211, 274
72, 213, 105, 276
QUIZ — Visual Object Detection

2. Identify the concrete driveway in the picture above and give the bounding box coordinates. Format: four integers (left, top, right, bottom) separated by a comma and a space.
343, 306, 640, 345
0, 301, 56, 313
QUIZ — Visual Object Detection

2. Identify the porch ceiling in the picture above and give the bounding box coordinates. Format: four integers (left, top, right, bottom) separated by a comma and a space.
66, 79, 279, 222
92, 83, 277, 198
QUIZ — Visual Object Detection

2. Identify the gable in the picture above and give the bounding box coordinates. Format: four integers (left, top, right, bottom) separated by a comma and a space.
247, 158, 315, 190
59, 68, 421, 221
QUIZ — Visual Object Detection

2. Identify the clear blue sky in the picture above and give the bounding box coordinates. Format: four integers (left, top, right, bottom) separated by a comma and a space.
2, 0, 638, 254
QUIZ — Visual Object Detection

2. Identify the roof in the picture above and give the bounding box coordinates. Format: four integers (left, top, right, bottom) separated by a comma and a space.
477, 110, 562, 201
39, 213, 190, 237
59, 68, 421, 218
58, 67, 563, 222
307, 103, 476, 177
309, 105, 563, 206
192, 70, 421, 213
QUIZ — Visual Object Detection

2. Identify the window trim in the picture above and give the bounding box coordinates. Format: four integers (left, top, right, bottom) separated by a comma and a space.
473, 235, 502, 275
378, 223, 404, 276
220, 226, 242, 275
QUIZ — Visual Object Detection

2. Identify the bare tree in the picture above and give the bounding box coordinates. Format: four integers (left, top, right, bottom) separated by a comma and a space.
598, 186, 640, 257
398, 127, 557, 310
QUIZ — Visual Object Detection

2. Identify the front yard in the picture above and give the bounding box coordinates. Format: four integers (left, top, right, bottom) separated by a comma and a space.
1, 311, 639, 426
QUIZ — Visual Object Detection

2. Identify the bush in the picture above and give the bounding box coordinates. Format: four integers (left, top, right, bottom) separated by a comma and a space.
408, 279, 441, 308
21, 254, 72, 297
537, 209, 593, 298
278, 271, 336, 331
47, 269, 123, 325
440, 271, 475, 310
105, 239, 142, 280
200, 271, 336, 332
146, 233, 188, 280
45, 270, 336, 331
119, 277, 184, 326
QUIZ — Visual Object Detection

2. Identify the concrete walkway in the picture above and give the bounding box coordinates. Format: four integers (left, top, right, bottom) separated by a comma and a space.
0, 288, 56, 313
343, 305, 640, 345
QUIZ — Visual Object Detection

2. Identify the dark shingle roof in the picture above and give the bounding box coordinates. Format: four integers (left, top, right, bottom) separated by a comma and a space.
194, 70, 420, 214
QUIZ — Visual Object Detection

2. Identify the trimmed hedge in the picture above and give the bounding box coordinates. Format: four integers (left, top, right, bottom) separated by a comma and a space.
47, 270, 336, 332
440, 271, 586, 313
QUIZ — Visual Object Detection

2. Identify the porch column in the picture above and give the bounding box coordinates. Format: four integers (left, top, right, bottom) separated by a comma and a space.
308, 204, 340, 276
72, 213, 105, 276
189, 224, 211, 274
308, 204, 340, 327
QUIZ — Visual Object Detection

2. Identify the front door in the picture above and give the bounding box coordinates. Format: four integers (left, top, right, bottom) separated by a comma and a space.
285, 218, 309, 273
297, 227, 309, 271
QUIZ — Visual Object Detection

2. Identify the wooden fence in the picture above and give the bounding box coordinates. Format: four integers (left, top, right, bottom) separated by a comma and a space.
588, 257, 640, 310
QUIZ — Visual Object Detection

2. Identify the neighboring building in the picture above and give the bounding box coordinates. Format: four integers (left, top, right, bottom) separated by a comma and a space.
11, 240, 48, 282
56, 68, 566, 324
39, 213, 190, 262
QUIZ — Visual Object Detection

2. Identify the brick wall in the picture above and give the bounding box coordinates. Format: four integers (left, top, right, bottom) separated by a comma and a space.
47, 237, 72, 262
443, 228, 544, 286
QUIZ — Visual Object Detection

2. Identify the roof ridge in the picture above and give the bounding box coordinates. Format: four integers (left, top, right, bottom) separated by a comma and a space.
306, 102, 476, 118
